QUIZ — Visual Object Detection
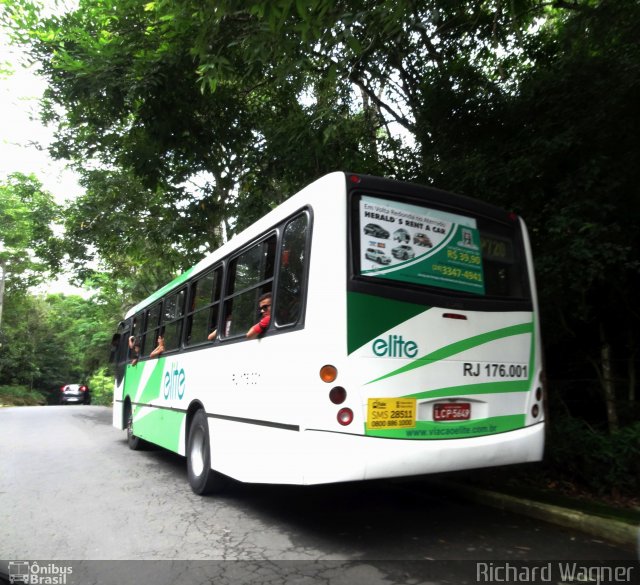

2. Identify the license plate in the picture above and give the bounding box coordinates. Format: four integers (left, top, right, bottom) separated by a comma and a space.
367, 398, 416, 430
433, 402, 471, 421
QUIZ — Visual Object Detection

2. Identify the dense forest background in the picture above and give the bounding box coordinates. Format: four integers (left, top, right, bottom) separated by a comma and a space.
0, 0, 638, 498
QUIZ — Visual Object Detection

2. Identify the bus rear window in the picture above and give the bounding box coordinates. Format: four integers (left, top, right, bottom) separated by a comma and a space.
356, 194, 528, 300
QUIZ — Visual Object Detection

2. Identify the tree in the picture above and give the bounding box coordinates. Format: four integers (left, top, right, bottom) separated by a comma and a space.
0, 173, 61, 328
5, 0, 638, 436
427, 0, 640, 433
0, 290, 120, 396
4, 0, 403, 283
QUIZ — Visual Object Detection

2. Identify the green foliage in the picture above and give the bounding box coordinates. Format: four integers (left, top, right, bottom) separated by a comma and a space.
0, 384, 47, 406
546, 416, 640, 497
3, 0, 404, 284
88, 367, 113, 406
0, 173, 62, 292
0, 291, 119, 396
2, 0, 638, 495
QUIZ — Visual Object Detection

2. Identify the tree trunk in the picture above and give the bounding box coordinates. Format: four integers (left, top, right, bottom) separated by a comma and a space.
600, 323, 619, 433
629, 329, 637, 404
0, 259, 6, 331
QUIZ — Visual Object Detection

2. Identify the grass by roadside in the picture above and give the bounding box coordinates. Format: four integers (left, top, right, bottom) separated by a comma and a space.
0, 384, 48, 406
444, 464, 640, 526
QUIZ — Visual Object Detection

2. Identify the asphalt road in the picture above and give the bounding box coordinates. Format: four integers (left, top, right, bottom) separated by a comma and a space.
1, 406, 637, 584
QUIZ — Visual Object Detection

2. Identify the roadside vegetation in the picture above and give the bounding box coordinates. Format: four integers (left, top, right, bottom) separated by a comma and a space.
0, 0, 638, 501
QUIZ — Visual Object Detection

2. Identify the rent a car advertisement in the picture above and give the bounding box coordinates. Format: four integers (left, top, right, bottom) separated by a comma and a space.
359, 195, 485, 295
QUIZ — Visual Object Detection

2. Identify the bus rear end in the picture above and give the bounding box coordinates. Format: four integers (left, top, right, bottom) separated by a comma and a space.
302, 174, 544, 484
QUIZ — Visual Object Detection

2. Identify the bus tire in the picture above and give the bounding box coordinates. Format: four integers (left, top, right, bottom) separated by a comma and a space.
187, 409, 227, 495
125, 401, 144, 451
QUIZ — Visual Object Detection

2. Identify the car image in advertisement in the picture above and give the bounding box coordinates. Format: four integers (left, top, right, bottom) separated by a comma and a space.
359, 195, 485, 295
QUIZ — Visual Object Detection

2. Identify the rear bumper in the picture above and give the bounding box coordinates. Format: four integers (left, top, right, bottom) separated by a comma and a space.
61, 395, 89, 404
299, 422, 545, 485
209, 418, 545, 486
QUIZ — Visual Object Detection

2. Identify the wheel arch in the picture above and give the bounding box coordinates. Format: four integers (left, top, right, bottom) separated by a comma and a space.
122, 395, 132, 428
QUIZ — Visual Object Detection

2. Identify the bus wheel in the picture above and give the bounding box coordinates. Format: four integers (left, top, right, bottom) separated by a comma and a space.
125, 402, 143, 451
187, 409, 227, 495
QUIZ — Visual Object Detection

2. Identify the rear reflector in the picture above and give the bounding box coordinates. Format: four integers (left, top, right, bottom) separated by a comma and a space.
337, 408, 353, 426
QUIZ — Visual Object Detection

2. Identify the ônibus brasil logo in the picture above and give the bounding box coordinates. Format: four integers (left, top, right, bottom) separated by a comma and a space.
372, 335, 418, 358
7, 561, 72, 584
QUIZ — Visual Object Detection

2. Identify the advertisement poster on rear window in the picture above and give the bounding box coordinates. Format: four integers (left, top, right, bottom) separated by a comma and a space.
359, 195, 485, 295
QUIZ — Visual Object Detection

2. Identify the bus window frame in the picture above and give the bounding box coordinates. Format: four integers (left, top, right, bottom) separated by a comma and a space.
162, 286, 187, 353
142, 301, 163, 357
120, 206, 313, 357
348, 188, 533, 313
273, 209, 312, 331
221, 232, 278, 341
185, 264, 223, 347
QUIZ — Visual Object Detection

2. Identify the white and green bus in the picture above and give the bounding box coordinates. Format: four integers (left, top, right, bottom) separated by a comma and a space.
111, 172, 544, 494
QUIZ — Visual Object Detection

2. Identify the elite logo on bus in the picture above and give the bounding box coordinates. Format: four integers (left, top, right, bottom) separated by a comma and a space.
164, 362, 186, 400
372, 335, 418, 358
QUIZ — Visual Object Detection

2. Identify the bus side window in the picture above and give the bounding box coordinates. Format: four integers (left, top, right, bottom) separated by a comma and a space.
142, 302, 162, 356
186, 267, 221, 345
130, 313, 143, 359
275, 213, 309, 327
224, 235, 276, 338
163, 288, 186, 351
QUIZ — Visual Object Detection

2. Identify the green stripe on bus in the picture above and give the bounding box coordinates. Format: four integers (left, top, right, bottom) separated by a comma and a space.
133, 407, 184, 452
139, 359, 166, 404
124, 359, 165, 404
366, 322, 534, 385
405, 379, 530, 401
347, 291, 429, 354
365, 414, 525, 439
127, 265, 197, 316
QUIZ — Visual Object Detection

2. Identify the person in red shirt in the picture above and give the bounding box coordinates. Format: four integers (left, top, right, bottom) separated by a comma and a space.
246, 293, 271, 339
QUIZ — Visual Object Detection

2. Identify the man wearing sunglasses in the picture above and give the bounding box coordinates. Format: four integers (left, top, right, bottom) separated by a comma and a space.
246, 292, 272, 339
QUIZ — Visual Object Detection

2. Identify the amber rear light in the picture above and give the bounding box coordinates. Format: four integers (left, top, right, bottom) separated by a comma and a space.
320, 365, 338, 383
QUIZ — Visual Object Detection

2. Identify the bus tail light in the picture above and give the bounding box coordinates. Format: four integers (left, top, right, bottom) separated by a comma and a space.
337, 408, 353, 426
531, 404, 540, 418
442, 313, 467, 320
320, 365, 337, 383
329, 386, 346, 404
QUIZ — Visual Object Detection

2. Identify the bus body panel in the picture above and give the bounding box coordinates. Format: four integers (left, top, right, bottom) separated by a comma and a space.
112, 171, 545, 487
